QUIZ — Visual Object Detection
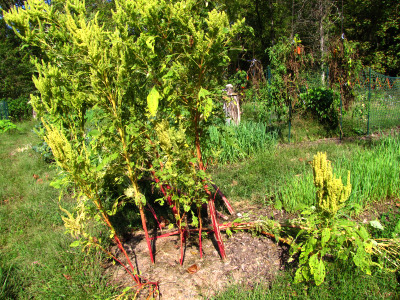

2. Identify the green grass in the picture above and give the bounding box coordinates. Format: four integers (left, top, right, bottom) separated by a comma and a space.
0, 120, 115, 299
205, 121, 278, 164
212, 262, 399, 300
211, 134, 400, 213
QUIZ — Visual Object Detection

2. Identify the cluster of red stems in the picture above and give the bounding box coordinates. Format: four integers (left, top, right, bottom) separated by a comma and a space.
99, 148, 236, 297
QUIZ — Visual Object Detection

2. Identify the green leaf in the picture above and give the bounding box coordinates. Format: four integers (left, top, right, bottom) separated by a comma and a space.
198, 87, 211, 100
315, 258, 326, 285
147, 87, 160, 117
358, 226, 370, 240
70, 240, 80, 248
294, 267, 304, 283
321, 228, 331, 247
146, 36, 156, 53
88, 129, 100, 137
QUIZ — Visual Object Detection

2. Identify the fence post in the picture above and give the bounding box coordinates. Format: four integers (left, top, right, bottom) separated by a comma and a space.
367, 67, 371, 135
267, 65, 271, 85
339, 91, 343, 140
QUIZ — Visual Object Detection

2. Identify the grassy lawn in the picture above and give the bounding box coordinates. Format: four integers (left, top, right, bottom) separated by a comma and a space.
0, 121, 114, 299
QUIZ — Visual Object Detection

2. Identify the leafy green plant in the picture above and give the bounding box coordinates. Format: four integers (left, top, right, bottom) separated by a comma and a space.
267, 35, 313, 120
229, 69, 248, 94
5, 0, 246, 293
300, 87, 339, 129
370, 208, 400, 239
205, 121, 278, 164
328, 37, 362, 109
288, 152, 380, 286
0, 119, 17, 133
5, 96, 32, 120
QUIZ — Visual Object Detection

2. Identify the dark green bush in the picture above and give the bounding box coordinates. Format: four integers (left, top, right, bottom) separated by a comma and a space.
5, 96, 32, 120
300, 87, 339, 129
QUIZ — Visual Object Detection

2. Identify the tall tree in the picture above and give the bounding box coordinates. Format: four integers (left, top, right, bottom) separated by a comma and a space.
0, 14, 35, 100
344, 0, 400, 75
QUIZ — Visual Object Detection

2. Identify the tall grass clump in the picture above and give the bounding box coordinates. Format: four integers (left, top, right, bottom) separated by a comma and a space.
338, 134, 400, 207
205, 121, 278, 164
276, 134, 400, 212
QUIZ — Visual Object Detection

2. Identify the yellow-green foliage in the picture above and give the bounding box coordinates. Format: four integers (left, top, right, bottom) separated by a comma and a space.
43, 121, 74, 171
312, 152, 351, 216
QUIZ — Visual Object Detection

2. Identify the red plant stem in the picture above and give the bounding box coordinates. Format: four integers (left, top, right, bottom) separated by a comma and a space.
216, 210, 229, 220
210, 183, 234, 215
193, 108, 227, 259
208, 196, 226, 259
139, 206, 154, 264
146, 203, 162, 231
179, 230, 185, 265
198, 207, 203, 258
149, 165, 179, 221
92, 198, 141, 284
98, 239, 141, 285
148, 165, 186, 263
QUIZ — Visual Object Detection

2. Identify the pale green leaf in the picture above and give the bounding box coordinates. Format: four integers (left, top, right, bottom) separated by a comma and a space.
198, 87, 211, 100
369, 220, 384, 230
147, 87, 160, 117
70, 240, 80, 248
321, 228, 331, 247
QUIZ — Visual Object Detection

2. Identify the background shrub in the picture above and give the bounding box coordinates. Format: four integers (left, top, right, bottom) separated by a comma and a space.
5, 96, 32, 120
300, 87, 339, 129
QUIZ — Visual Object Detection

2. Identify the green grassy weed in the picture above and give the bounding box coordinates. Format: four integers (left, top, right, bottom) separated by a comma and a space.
205, 121, 278, 164
0, 120, 115, 299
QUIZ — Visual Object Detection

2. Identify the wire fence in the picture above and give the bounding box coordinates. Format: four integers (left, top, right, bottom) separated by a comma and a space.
350, 68, 400, 135
257, 66, 400, 141
0, 101, 9, 120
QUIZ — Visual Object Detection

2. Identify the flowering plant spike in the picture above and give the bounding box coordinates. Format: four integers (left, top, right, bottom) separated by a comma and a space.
312, 152, 351, 216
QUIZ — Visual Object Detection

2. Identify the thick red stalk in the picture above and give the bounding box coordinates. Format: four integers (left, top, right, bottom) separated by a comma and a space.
139, 206, 155, 263
211, 183, 234, 215
113, 235, 142, 284
208, 197, 226, 259
179, 230, 185, 265
193, 109, 226, 259
92, 198, 142, 284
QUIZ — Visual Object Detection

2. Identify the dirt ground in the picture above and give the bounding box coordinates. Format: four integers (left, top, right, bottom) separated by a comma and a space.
111, 231, 281, 299
108, 203, 288, 299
